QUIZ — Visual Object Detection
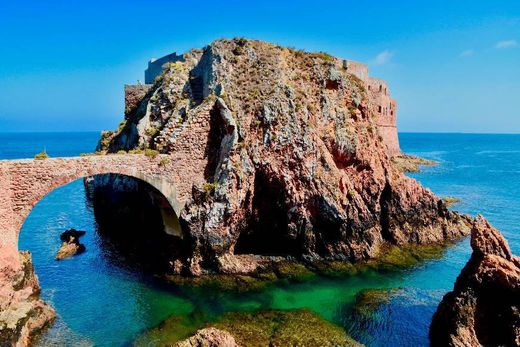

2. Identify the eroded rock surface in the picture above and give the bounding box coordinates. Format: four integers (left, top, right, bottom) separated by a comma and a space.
0, 250, 55, 346
430, 215, 520, 346
55, 229, 86, 260
174, 328, 238, 347
97, 38, 472, 275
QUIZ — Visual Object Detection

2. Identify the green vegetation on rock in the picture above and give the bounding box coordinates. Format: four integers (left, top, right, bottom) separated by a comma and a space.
212, 309, 361, 347
34, 150, 49, 160
134, 309, 361, 347
442, 196, 462, 207
144, 149, 159, 158
391, 154, 437, 173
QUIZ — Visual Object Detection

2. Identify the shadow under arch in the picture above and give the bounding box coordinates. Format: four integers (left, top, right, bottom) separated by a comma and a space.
13, 168, 184, 245
17, 172, 188, 273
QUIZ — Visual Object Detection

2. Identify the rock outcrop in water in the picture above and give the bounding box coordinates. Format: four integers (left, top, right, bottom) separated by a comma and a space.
430, 215, 520, 346
96, 38, 472, 275
0, 251, 55, 345
55, 229, 86, 260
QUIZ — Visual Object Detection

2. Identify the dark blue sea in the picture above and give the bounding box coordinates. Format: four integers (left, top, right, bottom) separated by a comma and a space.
1, 132, 519, 346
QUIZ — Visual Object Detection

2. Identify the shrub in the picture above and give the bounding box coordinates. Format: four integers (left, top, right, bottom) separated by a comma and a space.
145, 127, 158, 137
144, 149, 159, 158
116, 150, 127, 154
117, 121, 126, 131
314, 51, 334, 62
203, 182, 219, 195
34, 150, 49, 160
128, 148, 144, 154
159, 157, 170, 166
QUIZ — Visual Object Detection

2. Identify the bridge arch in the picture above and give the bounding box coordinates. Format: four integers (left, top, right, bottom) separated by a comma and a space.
0, 155, 184, 271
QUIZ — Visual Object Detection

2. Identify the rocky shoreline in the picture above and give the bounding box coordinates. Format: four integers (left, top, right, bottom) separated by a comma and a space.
430, 216, 520, 346
2, 38, 513, 346
0, 251, 55, 346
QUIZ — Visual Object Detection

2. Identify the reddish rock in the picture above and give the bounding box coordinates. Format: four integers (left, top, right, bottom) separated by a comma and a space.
0, 251, 55, 345
100, 38, 471, 274
430, 215, 520, 346
174, 328, 238, 347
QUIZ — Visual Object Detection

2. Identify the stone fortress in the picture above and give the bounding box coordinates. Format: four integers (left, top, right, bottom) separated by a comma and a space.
133, 52, 401, 157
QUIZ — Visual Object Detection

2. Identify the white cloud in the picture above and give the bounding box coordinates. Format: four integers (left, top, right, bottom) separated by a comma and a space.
495, 40, 517, 49
373, 50, 394, 65
459, 49, 474, 57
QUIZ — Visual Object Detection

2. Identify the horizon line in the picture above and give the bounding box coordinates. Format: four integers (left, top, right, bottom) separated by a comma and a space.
2, 130, 520, 135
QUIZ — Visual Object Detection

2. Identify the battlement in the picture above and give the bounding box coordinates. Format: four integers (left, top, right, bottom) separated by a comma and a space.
342, 60, 369, 84
144, 52, 184, 84
341, 60, 400, 156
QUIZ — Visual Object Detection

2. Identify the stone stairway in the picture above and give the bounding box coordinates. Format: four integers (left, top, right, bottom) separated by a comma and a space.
189, 75, 204, 104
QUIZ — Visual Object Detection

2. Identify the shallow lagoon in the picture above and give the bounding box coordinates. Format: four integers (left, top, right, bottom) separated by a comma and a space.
4, 132, 519, 346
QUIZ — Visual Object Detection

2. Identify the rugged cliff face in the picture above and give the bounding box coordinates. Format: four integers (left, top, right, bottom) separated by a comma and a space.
98, 38, 471, 275
0, 250, 55, 345
430, 216, 520, 346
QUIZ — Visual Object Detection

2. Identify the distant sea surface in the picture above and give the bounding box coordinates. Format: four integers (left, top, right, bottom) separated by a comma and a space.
1, 132, 519, 346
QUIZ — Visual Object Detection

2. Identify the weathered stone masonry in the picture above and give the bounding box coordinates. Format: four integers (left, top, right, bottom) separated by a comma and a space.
0, 155, 183, 275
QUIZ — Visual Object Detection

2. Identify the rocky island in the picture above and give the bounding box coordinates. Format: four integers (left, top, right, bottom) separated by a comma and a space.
94, 38, 471, 277
6, 38, 515, 346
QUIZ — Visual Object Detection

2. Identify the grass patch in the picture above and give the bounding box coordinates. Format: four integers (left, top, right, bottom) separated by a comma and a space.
144, 149, 160, 158
34, 150, 49, 160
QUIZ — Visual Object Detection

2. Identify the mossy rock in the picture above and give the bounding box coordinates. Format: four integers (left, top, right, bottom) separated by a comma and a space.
164, 243, 447, 293
364, 243, 446, 272
309, 260, 359, 278
133, 315, 198, 346
351, 288, 397, 318
164, 260, 318, 293
164, 273, 274, 293
212, 309, 361, 347
272, 260, 316, 282
134, 309, 360, 347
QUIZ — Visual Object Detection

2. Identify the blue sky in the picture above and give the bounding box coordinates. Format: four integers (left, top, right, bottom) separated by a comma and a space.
0, 0, 519, 133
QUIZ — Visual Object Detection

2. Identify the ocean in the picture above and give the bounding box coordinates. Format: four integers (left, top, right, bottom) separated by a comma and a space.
2, 132, 519, 346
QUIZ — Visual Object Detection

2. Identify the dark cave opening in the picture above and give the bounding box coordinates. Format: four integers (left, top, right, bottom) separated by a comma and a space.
85, 174, 186, 274
234, 171, 300, 256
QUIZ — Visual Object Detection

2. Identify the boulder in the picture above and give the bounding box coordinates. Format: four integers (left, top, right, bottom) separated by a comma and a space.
55, 229, 86, 260
175, 328, 238, 347
0, 251, 55, 345
430, 215, 520, 346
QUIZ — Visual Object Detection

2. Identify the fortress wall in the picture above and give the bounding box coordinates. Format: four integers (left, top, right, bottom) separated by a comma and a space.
368, 77, 400, 156
342, 60, 369, 84
145, 52, 183, 84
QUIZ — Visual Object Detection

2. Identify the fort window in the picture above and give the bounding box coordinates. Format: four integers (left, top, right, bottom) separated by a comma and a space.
379, 85, 382, 92
385, 88, 387, 95
378, 105, 382, 113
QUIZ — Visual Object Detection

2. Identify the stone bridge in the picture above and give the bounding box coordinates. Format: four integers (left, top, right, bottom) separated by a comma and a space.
0, 154, 184, 274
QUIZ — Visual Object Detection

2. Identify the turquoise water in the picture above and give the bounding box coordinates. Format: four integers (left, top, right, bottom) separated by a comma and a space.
2, 132, 519, 346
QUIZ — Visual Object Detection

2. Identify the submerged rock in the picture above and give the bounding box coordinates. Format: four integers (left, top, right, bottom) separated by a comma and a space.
55, 229, 86, 260
0, 251, 55, 345
211, 309, 361, 347
97, 38, 472, 275
430, 215, 520, 346
135, 309, 361, 347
